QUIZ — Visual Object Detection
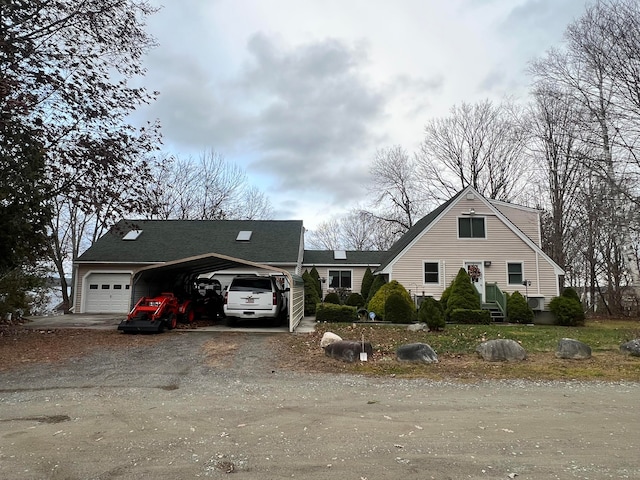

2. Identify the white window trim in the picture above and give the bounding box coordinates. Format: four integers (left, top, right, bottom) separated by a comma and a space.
422, 260, 441, 285
506, 261, 524, 286
327, 268, 354, 290
457, 216, 488, 240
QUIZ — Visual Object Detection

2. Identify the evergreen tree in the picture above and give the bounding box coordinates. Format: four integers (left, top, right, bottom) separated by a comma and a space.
506, 291, 534, 324
309, 266, 322, 298
302, 270, 321, 315
361, 267, 374, 299
366, 275, 387, 305
418, 296, 446, 331
446, 268, 481, 319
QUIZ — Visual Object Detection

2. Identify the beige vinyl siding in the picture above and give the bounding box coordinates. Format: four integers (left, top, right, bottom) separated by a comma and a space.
314, 266, 373, 299
491, 203, 541, 247
389, 197, 559, 301
74, 263, 141, 313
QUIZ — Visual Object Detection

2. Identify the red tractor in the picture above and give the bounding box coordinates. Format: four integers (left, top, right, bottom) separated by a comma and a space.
117, 292, 181, 333
117, 277, 224, 333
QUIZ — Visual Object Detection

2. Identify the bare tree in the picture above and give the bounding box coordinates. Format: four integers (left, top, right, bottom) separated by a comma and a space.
306, 219, 343, 250
528, 0, 640, 313
306, 209, 398, 251
527, 85, 589, 270
145, 150, 273, 221
417, 100, 532, 203
368, 145, 425, 234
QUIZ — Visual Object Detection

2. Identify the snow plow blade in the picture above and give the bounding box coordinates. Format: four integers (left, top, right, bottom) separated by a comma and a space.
117, 318, 164, 334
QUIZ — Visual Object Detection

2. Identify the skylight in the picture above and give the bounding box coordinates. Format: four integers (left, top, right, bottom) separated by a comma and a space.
236, 230, 253, 241
122, 229, 143, 241
333, 250, 347, 260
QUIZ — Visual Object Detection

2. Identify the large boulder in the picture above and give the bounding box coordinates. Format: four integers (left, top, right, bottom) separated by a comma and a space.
320, 331, 342, 349
324, 340, 373, 363
620, 339, 640, 357
396, 343, 438, 364
476, 339, 527, 362
556, 338, 592, 359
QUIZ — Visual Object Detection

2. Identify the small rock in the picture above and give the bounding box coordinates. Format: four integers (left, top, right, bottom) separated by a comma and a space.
620, 339, 640, 357
407, 322, 426, 332
320, 331, 342, 348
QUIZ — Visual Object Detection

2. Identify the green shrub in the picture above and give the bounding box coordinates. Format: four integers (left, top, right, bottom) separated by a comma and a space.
440, 284, 452, 319
384, 291, 415, 324
345, 292, 365, 308
418, 296, 445, 331
549, 295, 585, 326
309, 267, 322, 298
561, 287, 581, 303
302, 270, 321, 315
316, 303, 357, 323
361, 267, 374, 299
366, 275, 387, 305
446, 268, 481, 320
367, 280, 414, 321
324, 292, 341, 304
507, 290, 534, 324
450, 308, 491, 325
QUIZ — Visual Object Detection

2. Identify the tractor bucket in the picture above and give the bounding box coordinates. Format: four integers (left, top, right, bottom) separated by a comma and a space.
117, 317, 165, 334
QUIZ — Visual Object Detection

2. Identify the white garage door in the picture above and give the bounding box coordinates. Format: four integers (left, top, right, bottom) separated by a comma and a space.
85, 273, 132, 313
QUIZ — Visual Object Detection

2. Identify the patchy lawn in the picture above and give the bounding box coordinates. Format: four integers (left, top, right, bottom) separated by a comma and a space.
2, 318, 640, 382
272, 319, 640, 381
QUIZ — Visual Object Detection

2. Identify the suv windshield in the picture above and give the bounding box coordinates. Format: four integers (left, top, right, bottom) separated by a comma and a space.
229, 277, 273, 293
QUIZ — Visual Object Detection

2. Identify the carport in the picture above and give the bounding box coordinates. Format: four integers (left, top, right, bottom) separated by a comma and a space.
131, 252, 305, 332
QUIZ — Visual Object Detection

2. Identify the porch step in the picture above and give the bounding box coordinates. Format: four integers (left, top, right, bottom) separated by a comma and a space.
482, 303, 505, 323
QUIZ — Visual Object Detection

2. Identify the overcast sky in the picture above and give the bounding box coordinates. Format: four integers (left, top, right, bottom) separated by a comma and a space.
135, 0, 589, 229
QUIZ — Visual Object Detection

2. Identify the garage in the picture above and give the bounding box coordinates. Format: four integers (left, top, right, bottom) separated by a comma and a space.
84, 273, 132, 313
131, 253, 305, 332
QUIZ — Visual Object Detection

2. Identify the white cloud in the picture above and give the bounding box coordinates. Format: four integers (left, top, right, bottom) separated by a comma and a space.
135, 0, 589, 229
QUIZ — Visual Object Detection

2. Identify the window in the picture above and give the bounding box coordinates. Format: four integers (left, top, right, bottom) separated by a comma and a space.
424, 262, 439, 284
458, 217, 486, 238
113, 284, 122, 290
89, 284, 98, 290
122, 229, 143, 240
101, 284, 110, 290
507, 262, 523, 285
329, 270, 352, 289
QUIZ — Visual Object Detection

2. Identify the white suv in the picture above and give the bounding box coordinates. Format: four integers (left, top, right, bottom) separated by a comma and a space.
223, 275, 288, 326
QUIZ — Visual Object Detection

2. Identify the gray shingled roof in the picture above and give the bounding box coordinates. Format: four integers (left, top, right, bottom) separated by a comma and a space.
76, 219, 304, 264
303, 250, 384, 266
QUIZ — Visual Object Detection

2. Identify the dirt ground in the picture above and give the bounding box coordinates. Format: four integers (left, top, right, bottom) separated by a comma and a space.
0, 326, 639, 479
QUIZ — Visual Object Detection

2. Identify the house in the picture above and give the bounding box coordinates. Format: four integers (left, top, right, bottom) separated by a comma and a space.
301, 250, 384, 299
72, 186, 563, 327
375, 186, 564, 319
73, 219, 307, 330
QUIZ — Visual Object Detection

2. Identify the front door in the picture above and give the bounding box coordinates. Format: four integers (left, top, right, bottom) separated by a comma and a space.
464, 261, 485, 302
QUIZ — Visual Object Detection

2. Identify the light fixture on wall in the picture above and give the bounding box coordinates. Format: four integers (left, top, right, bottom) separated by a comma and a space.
484, 261, 491, 267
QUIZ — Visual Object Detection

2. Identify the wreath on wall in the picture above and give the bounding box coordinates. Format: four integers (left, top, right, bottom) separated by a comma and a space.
467, 264, 481, 282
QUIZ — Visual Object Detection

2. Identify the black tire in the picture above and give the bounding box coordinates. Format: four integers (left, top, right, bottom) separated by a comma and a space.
166, 313, 177, 330
226, 316, 237, 327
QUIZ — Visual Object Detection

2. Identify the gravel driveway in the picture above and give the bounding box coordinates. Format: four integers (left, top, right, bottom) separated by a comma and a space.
1, 331, 639, 480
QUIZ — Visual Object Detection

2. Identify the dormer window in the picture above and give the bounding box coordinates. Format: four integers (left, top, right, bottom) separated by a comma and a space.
458, 217, 485, 238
